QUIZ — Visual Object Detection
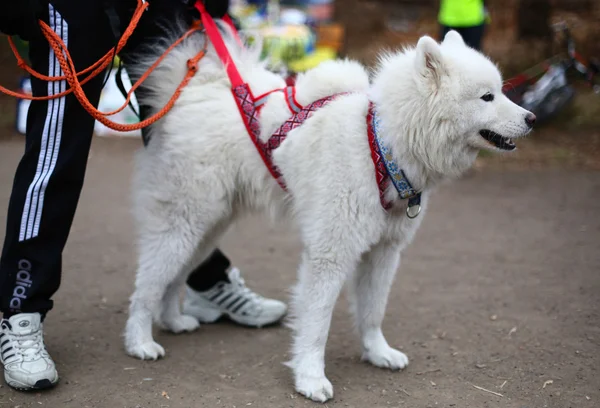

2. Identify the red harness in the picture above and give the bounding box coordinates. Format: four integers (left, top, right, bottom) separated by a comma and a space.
233, 83, 342, 189
194, 3, 392, 208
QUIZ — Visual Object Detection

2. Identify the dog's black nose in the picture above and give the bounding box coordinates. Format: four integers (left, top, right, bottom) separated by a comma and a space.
525, 112, 536, 128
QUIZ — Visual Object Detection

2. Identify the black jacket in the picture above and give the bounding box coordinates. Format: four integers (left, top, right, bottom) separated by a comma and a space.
0, 0, 230, 40
0, 0, 44, 40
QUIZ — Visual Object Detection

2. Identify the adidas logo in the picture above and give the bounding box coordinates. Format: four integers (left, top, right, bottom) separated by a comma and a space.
9, 259, 33, 312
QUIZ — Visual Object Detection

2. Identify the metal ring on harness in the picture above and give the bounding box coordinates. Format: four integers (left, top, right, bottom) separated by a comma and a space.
406, 204, 421, 219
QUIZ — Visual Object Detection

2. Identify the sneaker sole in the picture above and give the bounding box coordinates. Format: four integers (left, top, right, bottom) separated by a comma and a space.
5, 373, 59, 392
226, 312, 285, 328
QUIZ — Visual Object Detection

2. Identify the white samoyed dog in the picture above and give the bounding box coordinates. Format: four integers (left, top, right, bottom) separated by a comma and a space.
124, 26, 535, 403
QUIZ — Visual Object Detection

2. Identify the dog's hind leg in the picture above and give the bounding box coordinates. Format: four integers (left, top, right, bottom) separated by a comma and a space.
124, 225, 201, 360
158, 244, 217, 333
158, 214, 232, 332
348, 241, 408, 371
157, 266, 201, 334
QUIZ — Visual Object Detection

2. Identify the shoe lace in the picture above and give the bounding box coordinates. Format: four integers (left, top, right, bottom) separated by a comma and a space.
12, 330, 44, 359
228, 267, 262, 304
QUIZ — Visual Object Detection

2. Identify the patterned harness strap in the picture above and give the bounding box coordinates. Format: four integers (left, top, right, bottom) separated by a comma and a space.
233, 84, 341, 190
253, 86, 303, 114
367, 103, 422, 212
367, 103, 392, 209
235, 87, 395, 212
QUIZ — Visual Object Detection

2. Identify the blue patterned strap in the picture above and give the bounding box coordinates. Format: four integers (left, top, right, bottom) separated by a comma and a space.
371, 112, 419, 200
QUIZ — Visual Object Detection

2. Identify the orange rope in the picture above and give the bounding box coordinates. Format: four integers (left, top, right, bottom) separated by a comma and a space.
0, 0, 208, 131
0, 0, 149, 100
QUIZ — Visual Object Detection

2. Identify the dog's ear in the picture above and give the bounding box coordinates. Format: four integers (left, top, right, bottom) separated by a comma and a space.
443, 30, 466, 47
415, 36, 447, 88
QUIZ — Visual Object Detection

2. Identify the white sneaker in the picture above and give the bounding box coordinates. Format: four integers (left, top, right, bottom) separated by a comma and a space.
0, 313, 58, 391
183, 267, 287, 327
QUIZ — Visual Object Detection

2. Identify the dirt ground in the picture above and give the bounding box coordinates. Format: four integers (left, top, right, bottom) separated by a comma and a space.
0, 133, 598, 408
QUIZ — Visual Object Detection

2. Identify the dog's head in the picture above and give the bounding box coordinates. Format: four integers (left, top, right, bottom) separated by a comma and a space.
415, 31, 535, 153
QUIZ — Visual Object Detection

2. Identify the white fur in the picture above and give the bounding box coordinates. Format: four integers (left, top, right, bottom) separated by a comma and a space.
123, 27, 533, 402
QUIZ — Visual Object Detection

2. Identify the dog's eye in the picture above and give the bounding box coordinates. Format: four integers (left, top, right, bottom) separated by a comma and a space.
481, 93, 494, 102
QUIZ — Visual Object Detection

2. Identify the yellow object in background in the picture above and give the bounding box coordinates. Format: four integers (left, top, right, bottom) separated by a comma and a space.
288, 46, 337, 72
438, 0, 486, 27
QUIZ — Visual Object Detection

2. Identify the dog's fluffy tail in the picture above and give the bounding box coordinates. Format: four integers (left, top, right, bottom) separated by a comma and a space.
293, 59, 370, 105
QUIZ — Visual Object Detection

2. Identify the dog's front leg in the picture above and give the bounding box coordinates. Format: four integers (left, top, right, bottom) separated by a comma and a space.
286, 252, 357, 403
349, 241, 409, 371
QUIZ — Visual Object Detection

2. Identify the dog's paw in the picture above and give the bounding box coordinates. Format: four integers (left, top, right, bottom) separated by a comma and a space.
126, 341, 166, 360
295, 375, 334, 403
362, 345, 409, 371
161, 315, 201, 334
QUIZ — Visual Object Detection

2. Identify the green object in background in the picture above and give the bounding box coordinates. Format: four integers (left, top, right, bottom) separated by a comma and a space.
438, 0, 486, 27
260, 25, 314, 64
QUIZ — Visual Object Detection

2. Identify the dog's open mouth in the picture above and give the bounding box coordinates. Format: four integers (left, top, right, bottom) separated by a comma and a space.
479, 130, 516, 151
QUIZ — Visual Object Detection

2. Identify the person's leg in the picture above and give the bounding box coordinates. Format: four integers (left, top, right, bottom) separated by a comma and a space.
185, 249, 231, 291
455, 25, 485, 51
118, 1, 287, 327
0, 0, 114, 391
468, 24, 486, 51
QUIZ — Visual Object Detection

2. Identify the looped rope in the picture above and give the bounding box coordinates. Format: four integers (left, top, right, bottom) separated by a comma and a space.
187, 58, 198, 73
0, 0, 208, 132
